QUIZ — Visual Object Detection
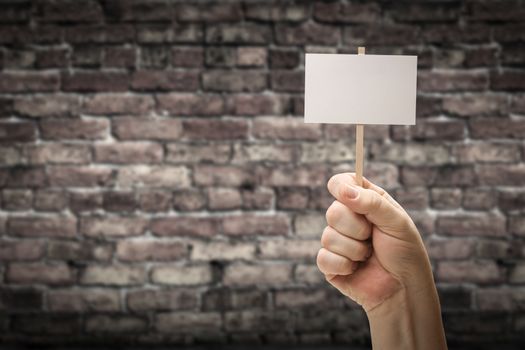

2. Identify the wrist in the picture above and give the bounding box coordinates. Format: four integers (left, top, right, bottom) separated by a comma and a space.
366, 278, 447, 350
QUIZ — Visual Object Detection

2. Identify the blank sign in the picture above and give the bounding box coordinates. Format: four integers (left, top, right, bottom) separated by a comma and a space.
304, 53, 417, 125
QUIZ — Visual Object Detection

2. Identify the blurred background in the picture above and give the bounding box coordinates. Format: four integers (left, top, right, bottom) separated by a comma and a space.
0, 0, 524, 348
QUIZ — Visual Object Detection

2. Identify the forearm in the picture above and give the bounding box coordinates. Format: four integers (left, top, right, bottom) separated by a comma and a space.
367, 276, 447, 350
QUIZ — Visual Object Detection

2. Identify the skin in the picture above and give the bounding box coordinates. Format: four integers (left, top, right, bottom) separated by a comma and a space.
317, 173, 447, 350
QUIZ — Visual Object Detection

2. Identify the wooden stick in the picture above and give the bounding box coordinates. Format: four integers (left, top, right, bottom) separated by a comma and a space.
355, 46, 365, 186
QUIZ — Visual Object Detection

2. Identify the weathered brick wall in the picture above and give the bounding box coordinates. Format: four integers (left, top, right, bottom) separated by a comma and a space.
0, 0, 524, 346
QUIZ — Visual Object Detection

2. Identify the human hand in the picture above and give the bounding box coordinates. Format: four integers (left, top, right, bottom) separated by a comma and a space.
316, 172, 435, 312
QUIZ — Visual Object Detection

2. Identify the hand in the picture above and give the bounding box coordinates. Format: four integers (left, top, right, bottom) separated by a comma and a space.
316, 172, 434, 312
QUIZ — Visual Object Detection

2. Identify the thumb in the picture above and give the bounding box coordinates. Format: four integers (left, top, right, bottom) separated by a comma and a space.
327, 173, 410, 236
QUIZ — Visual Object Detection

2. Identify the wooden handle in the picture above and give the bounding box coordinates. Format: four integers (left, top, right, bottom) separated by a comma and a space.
355, 47, 365, 186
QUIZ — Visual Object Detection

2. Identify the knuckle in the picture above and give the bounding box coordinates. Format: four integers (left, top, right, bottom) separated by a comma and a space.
316, 248, 329, 272
320, 226, 332, 248
325, 201, 344, 226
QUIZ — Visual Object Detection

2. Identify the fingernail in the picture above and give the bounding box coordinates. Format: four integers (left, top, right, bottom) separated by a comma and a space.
345, 184, 359, 199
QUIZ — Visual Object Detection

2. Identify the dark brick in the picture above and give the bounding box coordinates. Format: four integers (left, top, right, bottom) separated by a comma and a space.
62, 71, 129, 92
0, 72, 59, 93
0, 122, 35, 142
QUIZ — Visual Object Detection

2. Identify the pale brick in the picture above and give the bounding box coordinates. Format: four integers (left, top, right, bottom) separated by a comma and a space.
7, 216, 77, 238
0, 240, 46, 261
117, 165, 190, 188
223, 262, 292, 286
191, 241, 255, 261
156, 312, 221, 333
81, 266, 146, 286
127, 289, 197, 311
116, 239, 187, 262
48, 289, 120, 312
151, 265, 212, 286
81, 216, 148, 238
7, 263, 74, 285
222, 214, 289, 236
259, 239, 319, 260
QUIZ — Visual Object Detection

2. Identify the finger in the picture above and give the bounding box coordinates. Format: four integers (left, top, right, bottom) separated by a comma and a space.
321, 226, 371, 262
316, 247, 357, 276
325, 200, 371, 240
327, 173, 409, 235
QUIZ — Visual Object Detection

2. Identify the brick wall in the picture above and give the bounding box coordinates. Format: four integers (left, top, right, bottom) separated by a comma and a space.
0, 0, 524, 346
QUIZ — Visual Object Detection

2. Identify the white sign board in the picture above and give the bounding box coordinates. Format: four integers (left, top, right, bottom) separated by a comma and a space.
304, 53, 417, 125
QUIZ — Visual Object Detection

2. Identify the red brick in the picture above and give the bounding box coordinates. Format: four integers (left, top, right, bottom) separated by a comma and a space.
418, 70, 489, 92
48, 289, 120, 312
494, 24, 525, 43
157, 93, 225, 115
7, 216, 76, 238
94, 142, 163, 164
468, 0, 525, 21
61, 72, 129, 92
182, 119, 248, 140
233, 143, 297, 163
131, 70, 199, 91
103, 191, 137, 212
11, 315, 80, 334
271, 70, 304, 92
261, 165, 327, 187
172, 189, 206, 212
81, 216, 148, 238
269, 48, 299, 68
116, 239, 187, 262
451, 143, 520, 163
0, 240, 45, 261
150, 217, 218, 238
463, 188, 496, 211
138, 190, 172, 212
0, 287, 43, 312
80, 266, 146, 286
497, 189, 525, 212
40, 118, 109, 140
325, 123, 389, 140
3, 167, 48, 188
69, 191, 103, 213
343, 24, 419, 46
437, 260, 501, 284
2, 189, 32, 210
103, 46, 136, 68
156, 312, 222, 333
112, 118, 182, 140
166, 143, 231, 164
24, 144, 91, 164
83, 94, 154, 115
206, 23, 271, 44
116, 165, 190, 188
426, 237, 475, 260
314, 2, 380, 23
37, 0, 103, 22
491, 70, 525, 91
35, 48, 69, 68
241, 188, 274, 210
47, 241, 113, 262
392, 120, 465, 141
0, 72, 59, 92
127, 289, 197, 311
65, 25, 134, 44
7, 263, 75, 285
442, 94, 508, 117
469, 118, 525, 139
222, 214, 289, 236
48, 166, 113, 187
14, 94, 81, 117
193, 165, 255, 186
430, 188, 462, 209
0, 122, 36, 142
104, 0, 174, 21
244, 3, 308, 21
172, 46, 204, 67
277, 188, 309, 210
393, 187, 428, 210
275, 22, 340, 45
477, 164, 525, 186
202, 70, 267, 92
176, 3, 242, 22
465, 47, 499, 68
437, 213, 506, 237
253, 117, 322, 140
137, 24, 203, 43
389, 2, 460, 22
